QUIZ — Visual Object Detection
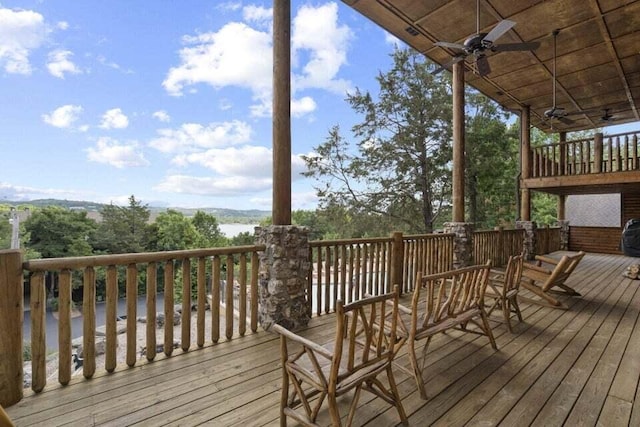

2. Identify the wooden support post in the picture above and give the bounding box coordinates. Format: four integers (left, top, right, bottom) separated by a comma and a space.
558, 195, 566, 221
0, 249, 23, 407
559, 131, 567, 175
593, 132, 603, 173
452, 61, 465, 222
272, 0, 292, 226
520, 106, 531, 221
390, 232, 404, 294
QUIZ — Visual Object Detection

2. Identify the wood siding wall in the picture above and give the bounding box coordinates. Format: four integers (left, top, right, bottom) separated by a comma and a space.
568, 192, 640, 254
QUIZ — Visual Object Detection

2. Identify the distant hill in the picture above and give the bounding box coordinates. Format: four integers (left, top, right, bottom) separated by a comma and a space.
2, 199, 271, 223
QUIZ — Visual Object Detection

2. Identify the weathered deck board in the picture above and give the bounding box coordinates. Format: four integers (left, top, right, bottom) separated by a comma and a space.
6, 252, 640, 427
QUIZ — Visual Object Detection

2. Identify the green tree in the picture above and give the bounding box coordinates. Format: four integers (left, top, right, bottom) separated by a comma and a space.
303, 48, 453, 235
93, 195, 152, 253
24, 207, 96, 258
192, 210, 227, 248
465, 92, 520, 228
154, 209, 199, 251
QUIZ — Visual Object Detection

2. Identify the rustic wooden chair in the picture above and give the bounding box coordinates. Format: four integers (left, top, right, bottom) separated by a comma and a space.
484, 254, 524, 333
397, 262, 497, 399
521, 251, 585, 309
272, 286, 408, 426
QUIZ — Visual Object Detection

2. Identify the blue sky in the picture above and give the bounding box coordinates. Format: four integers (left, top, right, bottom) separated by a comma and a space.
1, 1, 636, 211
0, 1, 402, 210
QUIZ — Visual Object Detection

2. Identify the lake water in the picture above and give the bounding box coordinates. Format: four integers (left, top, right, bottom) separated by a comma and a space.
219, 223, 259, 237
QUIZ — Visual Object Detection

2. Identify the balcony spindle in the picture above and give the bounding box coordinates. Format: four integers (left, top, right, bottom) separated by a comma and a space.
164, 260, 174, 356
58, 270, 72, 385
251, 252, 259, 332
181, 258, 191, 351
239, 253, 247, 336
225, 255, 234, 340
197, 257, 206, 347
211, 256, 220, 343
30, 272, 46, 393
126, 263, 137, 367
83, 266, 96, 378
146, 262, 157, 361
105, 265, 117, 371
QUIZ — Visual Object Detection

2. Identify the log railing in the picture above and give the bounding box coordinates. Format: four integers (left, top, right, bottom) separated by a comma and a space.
531, 130, 640, 178
21, 245, 263, 395
535, 226, 562, 255
307, 232, 455, 316
473, 228, 526, 267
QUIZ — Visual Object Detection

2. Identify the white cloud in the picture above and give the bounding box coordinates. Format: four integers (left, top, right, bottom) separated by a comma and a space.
99, 108, 129, 129
0, 7, 49, 74
163, 3, 353, 118
57, 21, 69, 30
96, 54, 132, 73
148, 120, 252, 153
291, 3, 352, 94
152, 110, 171, 122
216, 2, 242, 13
384, 32, 403, 46
154, 175, 272, 196
242, 5, 272, 27
86, 137, 149, 168
292, 96, 317, 117
42, 104, 83, 128
47, 49, 81, 78
0, 182, 88, 201
163, 22, 272, 99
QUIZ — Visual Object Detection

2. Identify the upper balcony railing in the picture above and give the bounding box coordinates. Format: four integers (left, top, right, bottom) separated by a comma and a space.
531, 130, 640, 178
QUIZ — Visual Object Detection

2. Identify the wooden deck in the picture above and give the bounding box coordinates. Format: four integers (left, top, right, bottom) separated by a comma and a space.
7, 252, 640, 426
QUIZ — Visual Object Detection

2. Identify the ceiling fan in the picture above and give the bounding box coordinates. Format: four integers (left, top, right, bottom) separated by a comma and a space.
431, 0, 539, 76
600, 108, 616, 123
543, 29, 596, 126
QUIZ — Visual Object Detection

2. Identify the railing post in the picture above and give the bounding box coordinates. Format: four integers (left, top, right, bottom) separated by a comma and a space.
0, 249, 24, 407
494, 226, 504, 266
390, 232, 404, 294
594, 132, 603, 173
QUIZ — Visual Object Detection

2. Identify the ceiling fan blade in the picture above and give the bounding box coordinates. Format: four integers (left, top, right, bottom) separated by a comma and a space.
430, 55, 465, 75
557, 116, 574, 125
492, 41, 540, 52
564, 108, 599, 116
434, 41, 466, 51
483, 19, 516, 43
475, 54, 491, 76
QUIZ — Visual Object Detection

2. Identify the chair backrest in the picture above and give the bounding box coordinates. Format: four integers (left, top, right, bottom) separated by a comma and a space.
330, 286, 400, 381
542, 251, 585, 291
411, 262, 491, 331
502, 253, 524, 295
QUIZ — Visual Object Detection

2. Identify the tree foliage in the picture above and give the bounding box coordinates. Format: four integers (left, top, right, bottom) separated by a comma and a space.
93, 195, 153, 253
24, 206, 96, 258
303, 49, 453, 234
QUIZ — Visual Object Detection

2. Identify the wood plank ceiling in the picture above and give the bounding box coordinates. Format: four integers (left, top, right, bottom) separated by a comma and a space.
342, 0, 640, 133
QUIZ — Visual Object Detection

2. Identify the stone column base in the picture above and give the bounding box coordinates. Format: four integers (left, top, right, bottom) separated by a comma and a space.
557, 220, 570, 251
256, 225, 311, 331
444, 222, 474, 269
516, 221, 537, 260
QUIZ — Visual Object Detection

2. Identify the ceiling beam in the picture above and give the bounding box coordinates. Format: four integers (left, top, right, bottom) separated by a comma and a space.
591, 0, 640, 121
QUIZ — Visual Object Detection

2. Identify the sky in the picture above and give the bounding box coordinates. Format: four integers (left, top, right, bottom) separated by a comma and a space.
0, 1, 402, 210
1, 1, 637, 212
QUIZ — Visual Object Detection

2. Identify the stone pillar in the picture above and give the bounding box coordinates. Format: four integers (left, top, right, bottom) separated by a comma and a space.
444, 222, 473, 269
557, 220, 570, 251
516, 221, 537, 260
256, 225, 310, 331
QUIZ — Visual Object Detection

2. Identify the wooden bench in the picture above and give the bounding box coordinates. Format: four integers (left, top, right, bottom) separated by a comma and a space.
396, 262, 497, 399
521, 251, 585, 309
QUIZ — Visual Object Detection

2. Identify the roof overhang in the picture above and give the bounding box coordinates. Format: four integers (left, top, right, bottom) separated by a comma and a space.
342, 0, 640, 133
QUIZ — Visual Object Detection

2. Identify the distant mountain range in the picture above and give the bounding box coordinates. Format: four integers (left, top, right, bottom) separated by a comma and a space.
2, 198, 271, 222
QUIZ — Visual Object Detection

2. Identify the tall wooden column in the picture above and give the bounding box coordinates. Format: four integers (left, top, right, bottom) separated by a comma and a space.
272, 0, 291, 225
520, 106, 531, 221
0, 249, 23, 407
452, 61, 465, 222
557, 131, 566, 221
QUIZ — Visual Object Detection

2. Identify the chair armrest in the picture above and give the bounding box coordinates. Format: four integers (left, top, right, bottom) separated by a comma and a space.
534, 254, 560, 266
271, 324, 333, 359
368, 293, 413, 315
522, 262, 552, 275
